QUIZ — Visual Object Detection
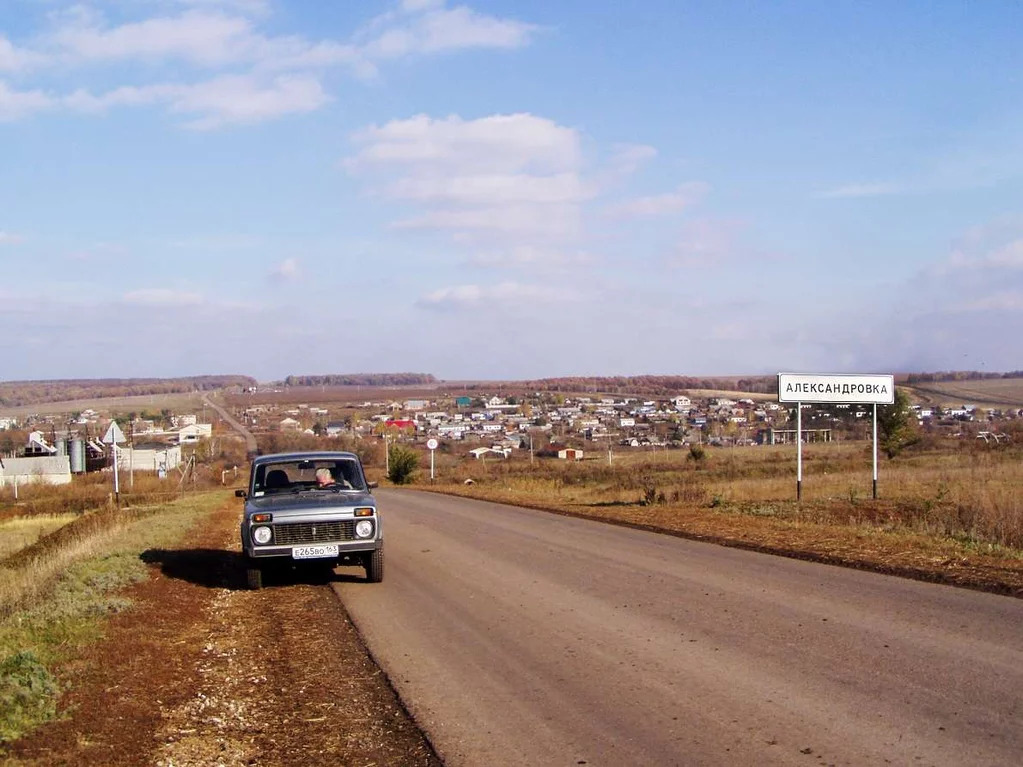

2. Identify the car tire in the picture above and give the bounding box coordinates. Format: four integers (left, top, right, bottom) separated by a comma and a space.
365, 548, 384, 583
246, 564, 264, 590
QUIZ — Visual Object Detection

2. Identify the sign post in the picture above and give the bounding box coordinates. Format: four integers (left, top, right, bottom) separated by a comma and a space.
102, 421, 127, 504
778, 373, 894, 501
426, 438, 439, 481
796, 402, 802, 501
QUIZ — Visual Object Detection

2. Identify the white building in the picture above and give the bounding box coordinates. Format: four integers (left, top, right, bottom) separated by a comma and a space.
117, 443, 183, 473
0, 455, 72, 486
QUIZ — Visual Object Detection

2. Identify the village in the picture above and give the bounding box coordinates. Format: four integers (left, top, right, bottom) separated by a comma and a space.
0, 385, 1018, 489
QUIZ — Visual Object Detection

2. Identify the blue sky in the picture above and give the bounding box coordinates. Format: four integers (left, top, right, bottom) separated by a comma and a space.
1, 0, 1021, 382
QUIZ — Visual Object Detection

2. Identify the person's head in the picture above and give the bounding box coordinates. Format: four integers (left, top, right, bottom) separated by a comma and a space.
315, 467, 335, 486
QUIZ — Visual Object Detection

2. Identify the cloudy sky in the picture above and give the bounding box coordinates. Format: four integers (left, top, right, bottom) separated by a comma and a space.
2, 0, 1021, 382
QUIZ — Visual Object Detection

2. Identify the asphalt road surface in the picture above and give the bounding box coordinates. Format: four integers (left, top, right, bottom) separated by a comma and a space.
335, 489, 1023, 767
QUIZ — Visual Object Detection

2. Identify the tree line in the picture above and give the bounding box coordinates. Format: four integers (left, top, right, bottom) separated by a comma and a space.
281, 373, 438, 387
0, 376, 257, 407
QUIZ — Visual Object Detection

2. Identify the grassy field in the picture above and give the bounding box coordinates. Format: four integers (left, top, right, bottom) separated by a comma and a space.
0, 484, 227, 743
419, 438, 1023, 595
0, 391, 206, 418
905, 376, 1023, 407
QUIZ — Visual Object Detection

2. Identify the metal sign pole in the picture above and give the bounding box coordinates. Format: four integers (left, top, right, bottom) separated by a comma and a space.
112, 441, 120, 503
872, 403, 878, 499
796, 402, 803, 501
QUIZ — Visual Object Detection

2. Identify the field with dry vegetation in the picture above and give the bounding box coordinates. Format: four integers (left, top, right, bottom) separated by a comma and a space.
421, 438, 1023, 595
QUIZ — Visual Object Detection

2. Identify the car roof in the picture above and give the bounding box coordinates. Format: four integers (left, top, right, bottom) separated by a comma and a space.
252, 451, 361, 466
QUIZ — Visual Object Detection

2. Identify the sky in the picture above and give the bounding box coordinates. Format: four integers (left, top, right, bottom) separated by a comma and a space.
1, 0, 1021, 382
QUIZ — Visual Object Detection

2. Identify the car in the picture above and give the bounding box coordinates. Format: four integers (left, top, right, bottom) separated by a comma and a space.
236, 451, 383, 588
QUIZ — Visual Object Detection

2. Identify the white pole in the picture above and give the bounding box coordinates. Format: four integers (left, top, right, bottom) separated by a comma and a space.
430, 448, 435, 481
872, 403, 878, 499
796, 402, 803, 501
112, 442, 120, 502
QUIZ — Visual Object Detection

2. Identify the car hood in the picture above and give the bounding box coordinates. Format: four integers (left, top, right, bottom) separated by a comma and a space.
245, 491, 376, 515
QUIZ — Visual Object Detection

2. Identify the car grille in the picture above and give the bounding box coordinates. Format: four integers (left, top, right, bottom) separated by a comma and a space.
273, 520, 356, 545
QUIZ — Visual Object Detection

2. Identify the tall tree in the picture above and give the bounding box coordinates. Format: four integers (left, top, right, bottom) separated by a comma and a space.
878, 388, 916, 458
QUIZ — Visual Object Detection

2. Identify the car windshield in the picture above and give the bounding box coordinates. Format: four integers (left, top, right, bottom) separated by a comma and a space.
252, 458, 367, 495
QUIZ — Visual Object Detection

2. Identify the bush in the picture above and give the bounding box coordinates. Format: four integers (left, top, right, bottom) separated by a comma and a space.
388, 445, 419, 485
688, 444, 706, 464
0, 651, 58, 743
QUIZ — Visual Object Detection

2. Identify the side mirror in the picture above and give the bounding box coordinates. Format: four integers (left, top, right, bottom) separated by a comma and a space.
235, 489, 248, 498
367, 481, 378, 489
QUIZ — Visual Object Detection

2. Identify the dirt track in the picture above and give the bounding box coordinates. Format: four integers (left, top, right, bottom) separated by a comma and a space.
5, 502, 439, 766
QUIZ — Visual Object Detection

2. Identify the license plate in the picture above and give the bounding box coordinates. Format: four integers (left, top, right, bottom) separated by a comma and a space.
292, 544, 339, 560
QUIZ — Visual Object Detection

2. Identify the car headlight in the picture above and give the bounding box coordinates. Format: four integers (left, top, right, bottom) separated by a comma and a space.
355, 520, 374, 539
253, 526, 273, 545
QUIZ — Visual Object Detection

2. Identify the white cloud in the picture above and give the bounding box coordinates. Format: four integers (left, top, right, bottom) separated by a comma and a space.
670, 218, 745, 266
0, 36, 44, 72
954, 290, 1023, 313
417, 281, 572, 310
0, 80, 54, 121
396, 204, 582, 238
269, 257, 300, 280
607, 143, 657, 176
1, 2, 537, 126
350, 113, 580, 174
389, 171, 591, 206
123, 288, 205, 307
466, 245, 593, 270
168, 74, 328, 129
358, 5, 538, 60
65, 74, 328, 128
47, 10, 258, 66
605, 182, 708, 218
349, 113, 586, 242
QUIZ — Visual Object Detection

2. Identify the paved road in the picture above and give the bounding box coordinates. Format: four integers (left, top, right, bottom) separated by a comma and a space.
203, 395, 257, 455
335, 490, 1023, 767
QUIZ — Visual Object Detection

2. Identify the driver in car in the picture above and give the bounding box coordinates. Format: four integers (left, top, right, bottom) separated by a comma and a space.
315, 467, 352, 489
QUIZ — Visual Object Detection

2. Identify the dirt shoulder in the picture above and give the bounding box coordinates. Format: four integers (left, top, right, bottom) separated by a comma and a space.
4, 501, 439, 767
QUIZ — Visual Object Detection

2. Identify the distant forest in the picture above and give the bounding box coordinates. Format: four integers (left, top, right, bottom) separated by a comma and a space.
281, 373, 438, 387
0, 375, 257, 407
454, 375, 779, 396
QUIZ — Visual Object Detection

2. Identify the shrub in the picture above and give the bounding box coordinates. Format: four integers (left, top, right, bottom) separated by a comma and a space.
688, 444, 706, 464
388, 445, 419, 485
0, 651, 58, 743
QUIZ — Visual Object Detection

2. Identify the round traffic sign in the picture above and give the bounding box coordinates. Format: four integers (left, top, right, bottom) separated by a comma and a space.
426, 438, 439, 450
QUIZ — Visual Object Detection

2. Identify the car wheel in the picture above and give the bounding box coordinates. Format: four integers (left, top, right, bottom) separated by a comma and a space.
365, 548, 384, 583
246, 564, 263, 590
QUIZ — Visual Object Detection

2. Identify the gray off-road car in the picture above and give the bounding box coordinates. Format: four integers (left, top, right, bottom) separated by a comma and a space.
236, 451, 383, 589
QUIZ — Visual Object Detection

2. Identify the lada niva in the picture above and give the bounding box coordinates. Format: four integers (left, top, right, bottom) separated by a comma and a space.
236, 451, 383, 588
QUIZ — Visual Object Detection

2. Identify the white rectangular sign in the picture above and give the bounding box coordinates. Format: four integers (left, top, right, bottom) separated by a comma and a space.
778, 373, 894, 404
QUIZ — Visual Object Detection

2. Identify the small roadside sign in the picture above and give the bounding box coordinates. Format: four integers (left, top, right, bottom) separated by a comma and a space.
103, 421, 126, 444
426, 438, 438, 480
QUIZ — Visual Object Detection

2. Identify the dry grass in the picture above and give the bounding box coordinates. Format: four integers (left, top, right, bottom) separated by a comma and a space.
906, 376, 1023, 407
0, 473, 227, 617
421, 439, 1023, 595
0, 516, 76, 561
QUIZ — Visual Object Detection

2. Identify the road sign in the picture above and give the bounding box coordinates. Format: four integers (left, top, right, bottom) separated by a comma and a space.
777, 372, 895, 502
778, 373, 894, 405
103, 421, 126, 444
426, 438, 438, 480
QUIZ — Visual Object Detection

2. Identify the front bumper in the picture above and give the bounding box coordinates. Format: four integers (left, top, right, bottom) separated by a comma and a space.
246, 538, 382, 559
